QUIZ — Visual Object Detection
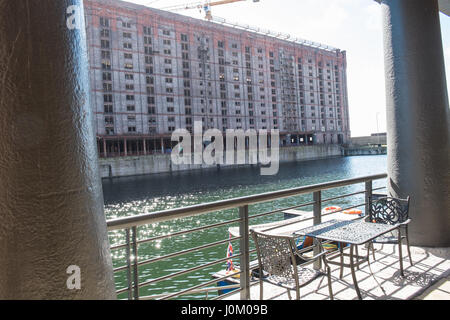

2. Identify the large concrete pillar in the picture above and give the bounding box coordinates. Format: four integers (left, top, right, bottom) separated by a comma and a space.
380, 0, 450, 246
0, 1, 116, 298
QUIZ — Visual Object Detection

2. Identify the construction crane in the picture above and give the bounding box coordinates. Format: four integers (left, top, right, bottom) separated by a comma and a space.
159, 0, 260, 21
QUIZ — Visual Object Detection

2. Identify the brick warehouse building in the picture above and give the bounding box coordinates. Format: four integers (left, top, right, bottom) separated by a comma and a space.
84, 0, 351, 157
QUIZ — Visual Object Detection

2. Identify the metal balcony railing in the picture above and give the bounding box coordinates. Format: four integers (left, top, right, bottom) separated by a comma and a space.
106, 173, 387, 300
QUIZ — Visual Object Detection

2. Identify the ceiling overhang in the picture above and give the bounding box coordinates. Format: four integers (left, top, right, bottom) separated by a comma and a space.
374, 0, 450, 16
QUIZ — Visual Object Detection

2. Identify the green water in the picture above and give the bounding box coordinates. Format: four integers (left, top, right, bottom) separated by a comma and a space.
102, 154, 387, 299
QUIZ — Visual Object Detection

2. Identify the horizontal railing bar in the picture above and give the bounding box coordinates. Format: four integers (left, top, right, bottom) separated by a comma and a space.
212, 287, 243, 300
113, 264, 129, 273
110, 243, 128, 251
138, 253, 243, 288
248, 201, 317, 221
140, 284, 241, 300
110, 188, 383, 251
111, 193, 369, 256
137, 236, 242, 267
114, 236, 243, 272
136, 217, 243, 245
158, 270, 244, 300
109, 217, 242, 251
321, 190, 366, 203
116, 286, 131, 294
106, 173, 387, 230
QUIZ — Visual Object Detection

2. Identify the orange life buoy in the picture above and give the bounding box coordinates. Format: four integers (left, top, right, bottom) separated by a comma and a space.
322, 206, 342, 214
342, 209, 363, 215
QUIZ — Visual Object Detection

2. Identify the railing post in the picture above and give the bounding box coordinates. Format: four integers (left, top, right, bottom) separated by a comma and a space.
131, 226, 139, 300
313, 191, 322, 270
125, 228, 133, 300
365, 180, 373, 217
239, 205, 250, 300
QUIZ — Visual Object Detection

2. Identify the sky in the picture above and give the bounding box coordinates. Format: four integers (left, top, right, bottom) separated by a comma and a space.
126, 0, 450, 137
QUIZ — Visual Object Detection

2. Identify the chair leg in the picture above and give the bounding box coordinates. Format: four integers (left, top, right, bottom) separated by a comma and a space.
339, 245, 344, 280
398, 228, 404, 277
259, 278, 263, 300
405, 226, 413, 266
372, 242, 376, 261
287, 288, 292, 300
355, 245, 360, 270
327, 266, 334, 300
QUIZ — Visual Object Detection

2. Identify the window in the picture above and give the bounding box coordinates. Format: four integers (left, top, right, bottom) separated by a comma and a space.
100, 17, 109, 27
101, 50, 110, 59
162, 29, 171, 36
181, 34, 188, 42
144, 36, 152, 45
103, 83, 112, 91
143, 26, 152, 35
125, 84, 134, 90
105, 116, 114, 124
124, 63, 133, 70
101, 40, 110, 49
126, 95, 135, 101
100, 29, 109, 37
124, 53, 132, 59
163, 39, 171, 45
103, 72, 112, 81
128, 126, 136, 133
104, 105, 113, 113
103, 94, 112, 103
144, 46, 152, 54
123, 42, 132, 49
127, 105, 135, 111
122, 21, 131, 28
123, 32, 132, 38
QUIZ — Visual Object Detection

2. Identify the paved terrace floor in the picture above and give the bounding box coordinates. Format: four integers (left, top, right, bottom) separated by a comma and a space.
223, 244, 450, 300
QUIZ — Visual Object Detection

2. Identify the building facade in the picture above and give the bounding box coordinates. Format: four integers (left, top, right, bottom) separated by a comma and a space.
84, 0, 351, 157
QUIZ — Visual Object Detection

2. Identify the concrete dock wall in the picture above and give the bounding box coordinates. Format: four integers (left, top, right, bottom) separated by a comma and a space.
342, 146, 387, 156
99, 144, 343, 178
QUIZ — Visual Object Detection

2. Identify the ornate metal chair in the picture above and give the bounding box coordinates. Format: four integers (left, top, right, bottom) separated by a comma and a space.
250, 229, 333, 300
366, 196, 413, 266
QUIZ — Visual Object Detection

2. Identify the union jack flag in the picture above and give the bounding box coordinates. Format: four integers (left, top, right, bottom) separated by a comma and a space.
226, 233, 234, 272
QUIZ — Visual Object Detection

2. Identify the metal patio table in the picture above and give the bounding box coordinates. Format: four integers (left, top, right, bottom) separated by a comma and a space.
293, 219, 403, 300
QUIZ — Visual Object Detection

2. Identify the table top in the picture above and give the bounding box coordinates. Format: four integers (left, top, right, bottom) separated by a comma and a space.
293, 219, 399, 245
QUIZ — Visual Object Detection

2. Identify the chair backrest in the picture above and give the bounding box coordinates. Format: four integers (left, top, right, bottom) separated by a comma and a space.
369, 196, 410, 225
251, 229, 298, 280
